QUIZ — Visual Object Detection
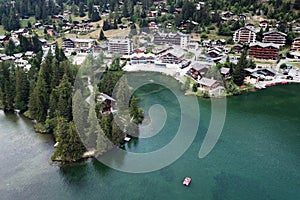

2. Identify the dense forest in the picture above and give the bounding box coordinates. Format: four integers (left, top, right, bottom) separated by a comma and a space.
0, 47, 143, 163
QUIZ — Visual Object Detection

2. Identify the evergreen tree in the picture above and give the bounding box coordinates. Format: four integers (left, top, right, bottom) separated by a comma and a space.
233, 49, 247, 86
15, 67, 30, 112
91, 8, 101, 22
55, 74, 73, 121
52, 118, 86, 162
5, 40, 16, 56
99, 29, 106, 41
28, 75, 48, 122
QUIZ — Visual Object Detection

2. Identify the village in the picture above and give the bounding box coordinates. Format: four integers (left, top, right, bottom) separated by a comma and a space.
1, 1, 300, 97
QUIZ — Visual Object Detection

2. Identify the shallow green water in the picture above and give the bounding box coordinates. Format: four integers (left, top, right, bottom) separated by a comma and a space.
0, 76, 299, 200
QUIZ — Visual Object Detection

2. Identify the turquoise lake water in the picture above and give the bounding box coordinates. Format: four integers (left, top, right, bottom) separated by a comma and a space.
0, 74, 299, 200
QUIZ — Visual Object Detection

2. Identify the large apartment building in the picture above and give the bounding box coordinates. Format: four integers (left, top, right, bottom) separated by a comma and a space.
248, 42, 280, 60
108, 38, 133, 55
153, 32, 190, 49
233, 27, 256, 43
291, 37, 300, 51
262, 31, 286, 46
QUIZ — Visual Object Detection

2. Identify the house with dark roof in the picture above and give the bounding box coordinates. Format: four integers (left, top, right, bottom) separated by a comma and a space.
291, 37, 300, 52
233, 27, 256, 43
97, 93, 116, 115
198, 77, 221, 90
262, 31, 286, 46
0, 35, 9, 47
159, 47, 185, 64
233, 44, 244, 53
248, 42, 280, 60
187, 63, 209, 80
220, 67, 231, 79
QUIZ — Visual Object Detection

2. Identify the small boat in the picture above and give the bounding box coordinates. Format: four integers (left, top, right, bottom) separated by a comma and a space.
183, 177, 191, 186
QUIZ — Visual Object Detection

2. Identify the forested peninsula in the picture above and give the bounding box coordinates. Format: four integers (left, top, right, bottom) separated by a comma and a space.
0, 47, 143, 163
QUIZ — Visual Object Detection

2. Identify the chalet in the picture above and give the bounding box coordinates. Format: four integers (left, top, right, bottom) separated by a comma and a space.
233, 44, 244, 53
262, 31, 286, 46
214, 39, 226, 47
238, 14, 247, 21
153, 32, 190, 49
13, 53, 23, 59
62, 23, 73, 29
62, 38, 75, 49
293, 24, 300, 33
97, 93, 116, 115
82, 19, 91, 23
221, 17, 228, 23
202, 39, 212, 48
233, 27, 256, 43
260, 68, 278, 77
1, 55, 14, 61
62, 38, 96, 52
220, 67, 231, 79
11, 29, 29, 38
291, 37, 300, 52
222, 11, 234, 19
148, 21, 158, 31
15, 58, 29, 67
248, 42, 280, 60
39, 39, 47, 46
166, 23, 172, 29
119, 24, 128, 29
259, 20, 269, 30
161, 8, 169, 14
0, 35, 9, 47
34, 22, 43, 29
245, 23, 255, 30
187, 63, 209, 80
196, 2, 206, 10
0, 53, 6, 59
159, 48, 185, 64
198, 77, 221, 90
207, 49, 222, 58
24, 51, 36, 58
73, 38, 96, 50
148, 10, 158, 18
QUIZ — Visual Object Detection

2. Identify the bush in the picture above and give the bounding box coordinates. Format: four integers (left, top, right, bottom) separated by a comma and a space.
192, 83, 198, 92
201, 33, 208, 39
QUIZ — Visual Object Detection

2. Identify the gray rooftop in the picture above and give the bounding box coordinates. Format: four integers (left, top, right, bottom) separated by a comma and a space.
199, 77, 218, 87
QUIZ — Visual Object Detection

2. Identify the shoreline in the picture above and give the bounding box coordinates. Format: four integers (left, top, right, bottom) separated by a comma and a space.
123, 63, 300, 97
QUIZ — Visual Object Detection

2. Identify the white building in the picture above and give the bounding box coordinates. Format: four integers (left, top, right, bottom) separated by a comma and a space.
108, 38, 133, 55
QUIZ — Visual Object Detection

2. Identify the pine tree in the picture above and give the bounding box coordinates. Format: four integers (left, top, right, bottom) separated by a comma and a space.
91, 8, 101, 22
55, 74, 73, 121
28, 76, 48, 122
5, 40, 16, 56
52, 118, 86, 162
233, 49, 247, 86
15, 67, 30, 112
99, 29, 106, 41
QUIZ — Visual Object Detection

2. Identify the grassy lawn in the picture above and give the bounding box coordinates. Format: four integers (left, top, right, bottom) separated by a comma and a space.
0, 25, 5, 35
20, 17, 36, 28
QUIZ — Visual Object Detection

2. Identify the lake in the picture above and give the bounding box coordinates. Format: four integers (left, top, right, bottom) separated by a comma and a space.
0, 75, 299, 200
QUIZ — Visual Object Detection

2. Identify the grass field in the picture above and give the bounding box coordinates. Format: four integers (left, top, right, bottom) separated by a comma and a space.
0, 25, 5, 35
